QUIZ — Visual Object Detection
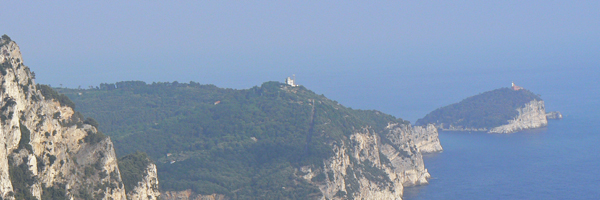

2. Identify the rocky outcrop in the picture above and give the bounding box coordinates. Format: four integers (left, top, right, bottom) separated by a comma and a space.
161, 190, 226, 200
298, 123, 441, 199
127, 163, 160, 200
546, 111, 563, 120
411, 124, 443, 153
0, 37, 157, 200
0, 37, 127, 199
489, 100, 548, 134
436, 124, 488, 132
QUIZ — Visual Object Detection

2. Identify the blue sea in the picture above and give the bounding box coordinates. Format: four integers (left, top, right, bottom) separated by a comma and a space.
291, 66, 600, 199
396, 67, 600, 200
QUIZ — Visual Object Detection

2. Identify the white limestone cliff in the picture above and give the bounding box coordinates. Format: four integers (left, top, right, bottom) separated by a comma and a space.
126, 163, 160, 200
160, 190, 226, 200
0, 37, 127, 199
488, 99, 548, 134
0, 38, 158, 200
411, 124, 443, 153
298, 123, 442, 200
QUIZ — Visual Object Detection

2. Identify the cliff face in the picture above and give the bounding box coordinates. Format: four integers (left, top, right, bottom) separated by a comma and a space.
298, 123, 441, 200
0, 37, 158, 199
411, 124, 443, 153
489, 100, 548, 134
160, 190, 225, 200
126, 163, 160, 200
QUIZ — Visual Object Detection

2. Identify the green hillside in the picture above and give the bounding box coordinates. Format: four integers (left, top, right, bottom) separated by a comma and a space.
415, 88, 541, 129
57, 81, 407, 198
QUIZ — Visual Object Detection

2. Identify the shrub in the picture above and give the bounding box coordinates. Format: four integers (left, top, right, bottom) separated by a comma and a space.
83, 130, 106, 145
83, 117, 99, 128
53, 112, 61, 119
84, 166, 95, 177
18, 122, 32, 152
1, 34, 11, 42
37, 84, 76, 108
118, 151, 151, 192
48, 154, 57, 165
41, 184, 67, 200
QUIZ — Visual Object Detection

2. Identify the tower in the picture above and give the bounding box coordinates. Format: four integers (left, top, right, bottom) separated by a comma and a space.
285, 75, 296, 87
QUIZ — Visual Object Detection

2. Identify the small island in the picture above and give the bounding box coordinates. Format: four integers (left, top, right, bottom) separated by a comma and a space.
416, 83, 561, 133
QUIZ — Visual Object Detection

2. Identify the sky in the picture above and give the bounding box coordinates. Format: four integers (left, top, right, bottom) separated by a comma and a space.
2, 1, 599, 122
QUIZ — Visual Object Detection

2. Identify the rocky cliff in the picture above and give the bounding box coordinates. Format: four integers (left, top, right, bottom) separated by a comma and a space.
411, 124, 443, 153
296, 123, 441, 200
160, 190, 226, 200
488, 99, 548, 134
126, 163, 160, 200
0, 36, 158, 199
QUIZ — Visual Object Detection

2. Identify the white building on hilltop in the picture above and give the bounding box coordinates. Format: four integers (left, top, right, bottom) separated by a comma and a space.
285, 75, 297, 87
512, 82, 523, 91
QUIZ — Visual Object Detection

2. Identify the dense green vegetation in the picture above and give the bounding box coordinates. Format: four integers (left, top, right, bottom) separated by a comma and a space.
37, 84, 76, 108
57, 81, 406, 198
18, 121, 33, 152
118, 151, 152, 192
8, 156, 36, 200
416, 88, 541, 129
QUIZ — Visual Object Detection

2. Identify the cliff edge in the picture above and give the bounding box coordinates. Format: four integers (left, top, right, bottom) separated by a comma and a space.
0, 35, 159, 199
488, 100, 548, 133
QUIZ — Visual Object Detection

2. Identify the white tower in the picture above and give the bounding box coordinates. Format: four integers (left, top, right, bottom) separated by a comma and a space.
285, 76, 296, 87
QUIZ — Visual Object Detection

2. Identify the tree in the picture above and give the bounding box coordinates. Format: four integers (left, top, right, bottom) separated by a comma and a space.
1, 34, 11, 42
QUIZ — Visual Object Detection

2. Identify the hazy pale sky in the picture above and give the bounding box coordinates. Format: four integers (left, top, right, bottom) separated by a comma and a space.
2, 1, 599, 121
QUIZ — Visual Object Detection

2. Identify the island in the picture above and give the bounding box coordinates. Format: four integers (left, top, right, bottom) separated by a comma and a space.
416, 83, 561, 134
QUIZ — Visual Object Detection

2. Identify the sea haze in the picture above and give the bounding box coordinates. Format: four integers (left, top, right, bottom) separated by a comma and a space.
402, 67, 600, 199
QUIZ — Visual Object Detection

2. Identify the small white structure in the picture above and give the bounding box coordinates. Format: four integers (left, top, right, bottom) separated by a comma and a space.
512, 82, 523, 91
285, 74, 297, 87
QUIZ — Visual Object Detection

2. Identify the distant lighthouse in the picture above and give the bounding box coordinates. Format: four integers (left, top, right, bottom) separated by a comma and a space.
285, 74, 297, 87
511, 82, 523, 91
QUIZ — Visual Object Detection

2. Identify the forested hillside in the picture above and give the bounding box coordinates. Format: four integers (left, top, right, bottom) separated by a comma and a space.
416, 88, 541, 129
57, 81, 408, 198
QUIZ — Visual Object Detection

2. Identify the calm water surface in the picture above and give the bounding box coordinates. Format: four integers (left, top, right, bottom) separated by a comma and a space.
403, 68, 600, 199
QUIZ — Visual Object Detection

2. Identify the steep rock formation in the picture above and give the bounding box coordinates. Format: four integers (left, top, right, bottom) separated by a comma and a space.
126, 163, 160, 200
160, 190, 226, 200
0, 36, 126, 199
0, 37, 158, 199
489, 100, 548, 134
436, 125, 489, 132
298, 123, 442, 200
411, 124, 443, 153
